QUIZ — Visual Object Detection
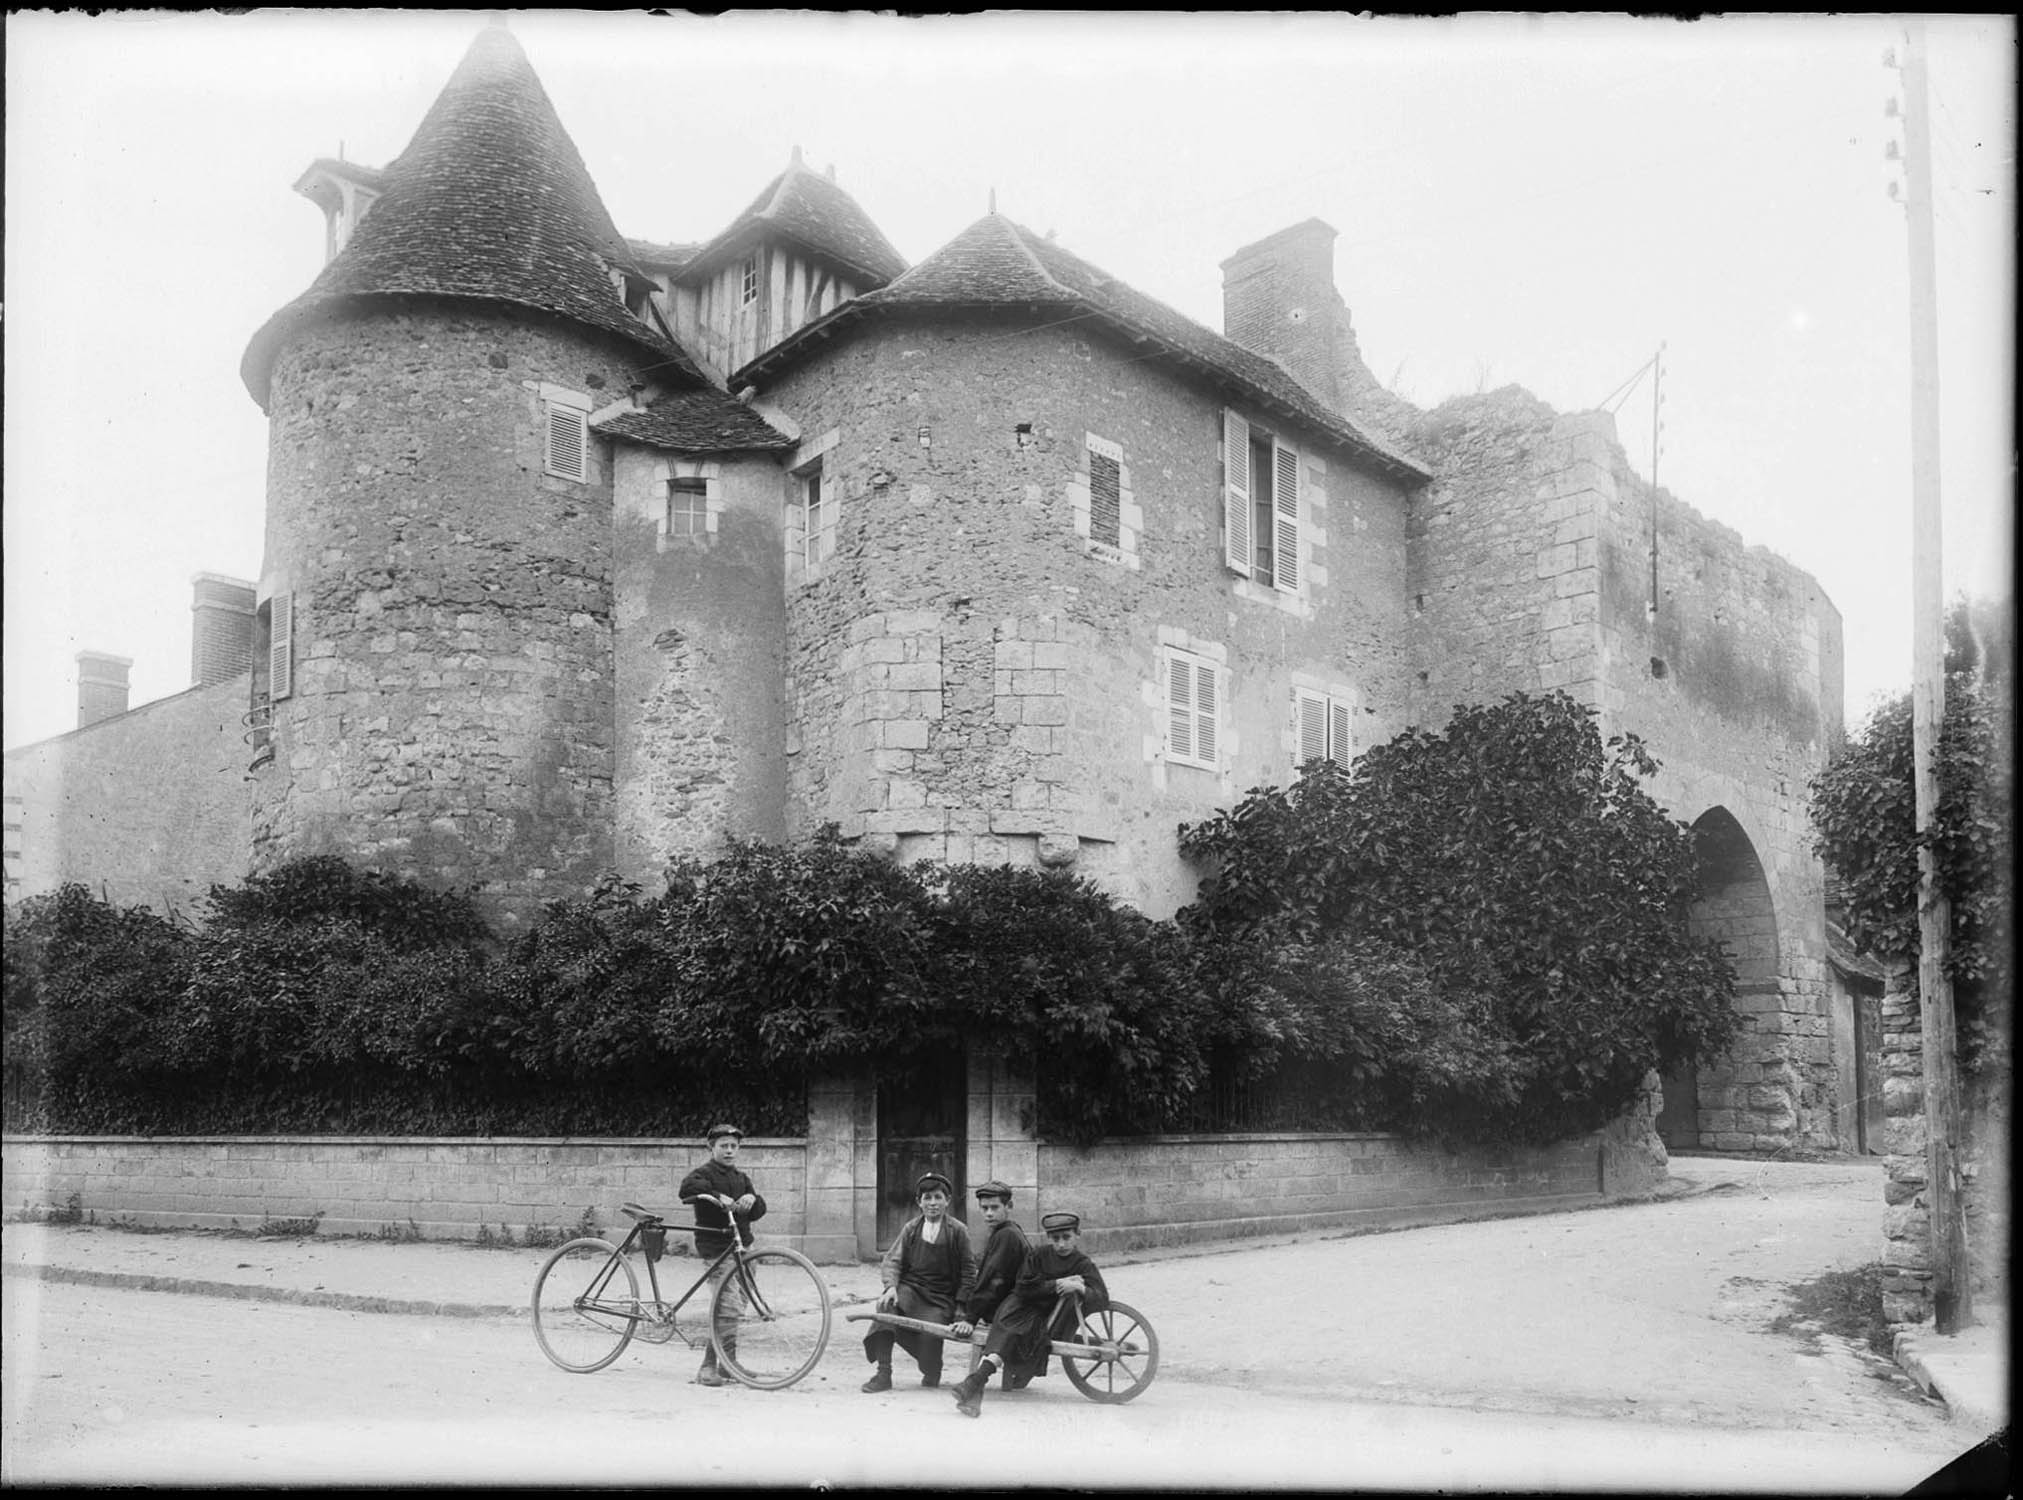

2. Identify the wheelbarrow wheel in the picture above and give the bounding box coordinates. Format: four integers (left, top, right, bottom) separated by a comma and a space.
1060, 1300, 1159, 1403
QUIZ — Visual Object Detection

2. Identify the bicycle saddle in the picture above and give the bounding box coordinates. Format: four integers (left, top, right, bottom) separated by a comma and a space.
619, 1202, 665, 1225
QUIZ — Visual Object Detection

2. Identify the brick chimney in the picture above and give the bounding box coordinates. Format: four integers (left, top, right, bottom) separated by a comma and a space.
1219, 218, 1343, 412
76, 651, 133, 729
190, 572, 257, 686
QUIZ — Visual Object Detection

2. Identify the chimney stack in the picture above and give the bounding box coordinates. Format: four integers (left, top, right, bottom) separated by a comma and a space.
76, 652, 133, 729
1219, 218, 1344, 413
190, 573, 258, 686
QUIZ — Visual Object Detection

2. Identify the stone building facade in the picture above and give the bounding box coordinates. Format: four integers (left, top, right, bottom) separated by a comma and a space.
7, 24, 1849, 1168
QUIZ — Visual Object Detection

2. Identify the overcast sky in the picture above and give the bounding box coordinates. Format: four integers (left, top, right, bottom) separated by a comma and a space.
4, 11, 2013, 752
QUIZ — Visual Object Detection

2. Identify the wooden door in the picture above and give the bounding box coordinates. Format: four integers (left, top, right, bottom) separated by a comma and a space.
875, 1049, 967, 1248
1657, 1060, 1700, 1151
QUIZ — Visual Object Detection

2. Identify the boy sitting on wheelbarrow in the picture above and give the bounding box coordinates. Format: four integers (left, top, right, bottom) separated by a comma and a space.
951, 1211, 1107, 1417
861, 1172, 976, 1392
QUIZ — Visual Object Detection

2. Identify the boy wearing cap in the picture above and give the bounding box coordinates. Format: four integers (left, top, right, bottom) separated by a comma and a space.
861, 1172, 976, 1392
951, 1211, 1107, 1418
679, 1124, 767, 1388
956, 1181, 1028, 1379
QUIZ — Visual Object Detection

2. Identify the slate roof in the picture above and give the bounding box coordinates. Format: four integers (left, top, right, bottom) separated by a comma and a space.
626, 238, 700, 271
679, 158, 907, 289
743, 214, 1430, 484
243, 26, 703, 406
594, 391, 795, 454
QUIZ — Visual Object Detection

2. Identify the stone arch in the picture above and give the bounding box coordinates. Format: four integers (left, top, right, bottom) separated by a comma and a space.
1657, 806, 1788, 1151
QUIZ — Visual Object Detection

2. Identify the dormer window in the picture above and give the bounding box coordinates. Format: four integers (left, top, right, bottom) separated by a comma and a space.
740, 252, 761, 307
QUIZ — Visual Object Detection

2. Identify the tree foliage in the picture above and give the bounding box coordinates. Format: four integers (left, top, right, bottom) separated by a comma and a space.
1809, 597, 2013, 1074
1180, 691, 1741, 1143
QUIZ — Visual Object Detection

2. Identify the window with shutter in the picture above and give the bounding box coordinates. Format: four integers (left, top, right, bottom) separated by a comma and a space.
1293, 687, 1355, 770
1089, 447, 1122, 549
545, 400, 589, 482
1272, 440, 1301, 593
1222, 410, 1252, 576
1166, 649, 1220, 771
269, 592, 294, 702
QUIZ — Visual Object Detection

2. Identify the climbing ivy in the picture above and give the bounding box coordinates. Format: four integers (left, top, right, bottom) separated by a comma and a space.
1809, 598, 2012, 1075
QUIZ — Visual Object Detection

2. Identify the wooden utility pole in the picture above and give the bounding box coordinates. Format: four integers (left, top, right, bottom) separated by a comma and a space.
1899, 17, 1970, 1334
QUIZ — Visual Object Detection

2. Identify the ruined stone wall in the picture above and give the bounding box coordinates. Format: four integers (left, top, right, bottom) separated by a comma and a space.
1, 679, 252, 913
610, 448, 788, 888
1403, 388, 1841, 1151
758, 315, 1416, 916
1593, 445, 1841, 1148
253, 303, 652, 923
1405, 392, 1606, 723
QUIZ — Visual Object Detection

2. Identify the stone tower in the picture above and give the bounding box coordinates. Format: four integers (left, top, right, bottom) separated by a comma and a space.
237, 26, 717, 920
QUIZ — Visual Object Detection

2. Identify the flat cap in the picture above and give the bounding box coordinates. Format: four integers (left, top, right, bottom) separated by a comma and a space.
914, 1171, 955, 1198
1040, 1211, 1081, 1234
973, 1180, 1014, 1204
705, 1123, 745, 1142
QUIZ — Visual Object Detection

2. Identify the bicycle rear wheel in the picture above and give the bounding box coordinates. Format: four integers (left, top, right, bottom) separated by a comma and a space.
711, 1246, 832, 1390
533, 1238, 640, 1374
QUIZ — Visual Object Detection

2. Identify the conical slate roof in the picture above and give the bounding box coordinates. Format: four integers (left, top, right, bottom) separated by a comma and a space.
680, 156, 906, 289
243, 26, 702, 405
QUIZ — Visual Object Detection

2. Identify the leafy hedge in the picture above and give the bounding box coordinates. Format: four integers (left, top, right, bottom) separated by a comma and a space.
4, 692, 1743, 1149
1179, 692, 1741, 1144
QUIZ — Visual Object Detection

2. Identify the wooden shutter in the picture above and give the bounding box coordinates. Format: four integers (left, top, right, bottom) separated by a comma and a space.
1296, 689, 1328, 769
1328, 698, 1353, 766
1222, 410, 1252, 576
1194, 661, 1218, 765
1272, 440, 1301, 593
1167, 655, 1195, 762
546, 401, 587, 482
269, 592, 294, 702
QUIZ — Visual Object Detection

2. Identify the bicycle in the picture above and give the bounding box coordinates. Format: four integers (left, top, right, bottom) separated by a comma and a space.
532, 1199, 832, 1389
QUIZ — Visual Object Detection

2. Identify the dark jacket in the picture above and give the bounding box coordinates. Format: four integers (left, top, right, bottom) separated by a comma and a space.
679, 1158, 766, 1256
965, 1217, 1029, 1323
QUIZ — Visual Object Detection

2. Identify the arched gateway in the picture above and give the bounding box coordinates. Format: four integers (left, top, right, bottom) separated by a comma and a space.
1659, 806, 1791, 1152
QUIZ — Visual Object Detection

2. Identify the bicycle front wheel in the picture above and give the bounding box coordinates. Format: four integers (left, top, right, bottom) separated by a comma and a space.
533, 1238, 640, 1374
711, 1246, 832, 1390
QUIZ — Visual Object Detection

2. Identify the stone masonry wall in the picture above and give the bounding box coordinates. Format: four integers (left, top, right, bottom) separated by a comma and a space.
2, 1134, 813, 1255
2, 678, 253, 914
1041, 1132, 1608, 1257
1593, 437, 1841, 1148
1405, 391, 1605, 724
760, 316, 1416, 916
253, 303, 653, 924
1404, 387, 1839, 1152
1879, 969, 2012, 1324
610, 447, 788, 886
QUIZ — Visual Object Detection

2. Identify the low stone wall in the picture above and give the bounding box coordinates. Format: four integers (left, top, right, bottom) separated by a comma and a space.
5, 1102, 1664, 1267
1041, 1131, 1609, 1256
1878, 969, 2011, 1324
1, 1135, 810, 1253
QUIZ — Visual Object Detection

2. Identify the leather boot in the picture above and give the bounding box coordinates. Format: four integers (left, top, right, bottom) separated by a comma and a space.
860, 1363, 892, 1393
696, 1348, 725, 1387
953, 1369, 987, 1418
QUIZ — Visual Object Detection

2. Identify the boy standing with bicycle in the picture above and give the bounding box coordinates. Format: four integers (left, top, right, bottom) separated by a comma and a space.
679, 1123, 766, 1387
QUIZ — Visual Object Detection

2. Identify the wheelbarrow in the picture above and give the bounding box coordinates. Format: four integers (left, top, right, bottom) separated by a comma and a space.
844, 1296, 1159, 1403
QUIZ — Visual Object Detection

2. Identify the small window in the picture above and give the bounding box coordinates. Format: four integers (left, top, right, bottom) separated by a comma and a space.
740, 252, 761, 307
800, 460, 837, 574
545, 399, 589, 482
1294, 688, 1354, 771
667, 476, 709, 538
1166, 649, 1220, 771
1088, 445, 1122, 550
